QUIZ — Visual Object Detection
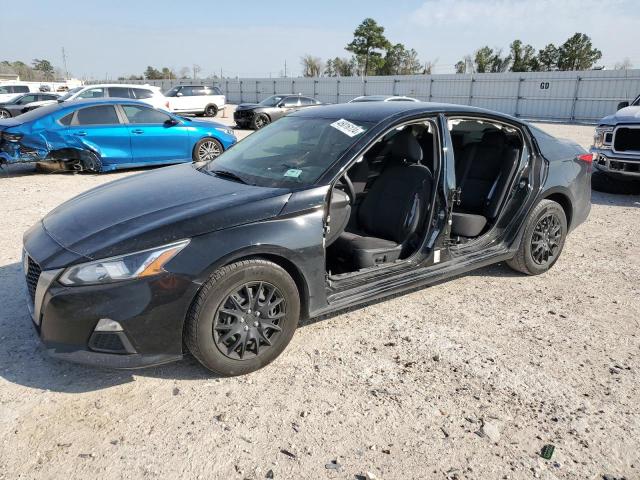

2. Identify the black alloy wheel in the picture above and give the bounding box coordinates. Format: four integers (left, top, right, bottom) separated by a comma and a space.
252, 113, 270, 130
213, 281, 286, 360
507, 199, 567, 275
205, 104, 218, 117
184, 259, 300, 376
530, 212, 562, 266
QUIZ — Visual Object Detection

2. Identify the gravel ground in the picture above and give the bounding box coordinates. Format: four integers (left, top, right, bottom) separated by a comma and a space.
0, 114, 639, 480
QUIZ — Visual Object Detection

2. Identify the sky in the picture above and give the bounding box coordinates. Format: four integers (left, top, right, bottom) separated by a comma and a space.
2, 0, 639, 79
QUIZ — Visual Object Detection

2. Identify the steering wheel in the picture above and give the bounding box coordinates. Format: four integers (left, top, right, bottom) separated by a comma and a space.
336, 173, 356, 205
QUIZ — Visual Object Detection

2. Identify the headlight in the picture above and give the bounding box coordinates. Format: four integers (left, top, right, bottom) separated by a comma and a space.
594, 127, 613, 148
59, 239, 189, 286
215, 127, 234, 136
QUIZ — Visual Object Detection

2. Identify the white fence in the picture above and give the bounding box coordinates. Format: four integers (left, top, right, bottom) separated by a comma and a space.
94, 69, 640, 124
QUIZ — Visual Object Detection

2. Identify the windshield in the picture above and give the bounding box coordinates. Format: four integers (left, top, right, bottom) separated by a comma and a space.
205, 116, 373, 188
164, 86, 179, 97
258, 95, 284, 107
57, 86, 83, 101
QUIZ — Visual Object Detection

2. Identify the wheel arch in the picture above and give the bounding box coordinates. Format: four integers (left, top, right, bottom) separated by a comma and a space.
541, 189, 573, 229
180, 249, 312, 354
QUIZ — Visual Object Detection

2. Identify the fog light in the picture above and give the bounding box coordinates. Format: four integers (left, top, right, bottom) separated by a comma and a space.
95, 318, 123, 332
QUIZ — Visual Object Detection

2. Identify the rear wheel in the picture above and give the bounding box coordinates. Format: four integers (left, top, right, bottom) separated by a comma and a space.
0, 109, 11, 119
507, 199, 567, 275
185, 259, 300, 376
204, 104, 218, 117
252, 113, 270, 130
193, 138, 223, 161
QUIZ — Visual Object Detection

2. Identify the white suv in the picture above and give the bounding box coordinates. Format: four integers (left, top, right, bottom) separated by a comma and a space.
164, 85, 225, 117
51, 84, 169, 110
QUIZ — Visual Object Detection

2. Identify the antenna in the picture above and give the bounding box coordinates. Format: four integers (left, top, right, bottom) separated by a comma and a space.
61, 47, 69, 80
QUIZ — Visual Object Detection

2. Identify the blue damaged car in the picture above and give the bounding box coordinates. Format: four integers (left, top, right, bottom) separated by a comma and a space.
0, 99, 236, 172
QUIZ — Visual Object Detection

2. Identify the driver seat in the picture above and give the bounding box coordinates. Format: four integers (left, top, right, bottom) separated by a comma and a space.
331, 130, 433, 270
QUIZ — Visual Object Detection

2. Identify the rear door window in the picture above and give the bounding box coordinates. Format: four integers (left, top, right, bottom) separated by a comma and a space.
122, 105, 171, 124
300, 97, 316, 106
13, 86, 30, 93
16, 94, 39, 105
108, 87, 133, 99
77, 88, 105, 99
74, 105, 120, 125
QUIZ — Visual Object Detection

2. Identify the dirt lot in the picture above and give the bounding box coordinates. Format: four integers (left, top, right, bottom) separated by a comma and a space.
0, 117, 639, 480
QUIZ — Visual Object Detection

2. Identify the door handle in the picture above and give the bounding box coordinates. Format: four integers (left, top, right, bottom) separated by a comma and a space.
131, 129, 144, 134
73, 131, 87, 136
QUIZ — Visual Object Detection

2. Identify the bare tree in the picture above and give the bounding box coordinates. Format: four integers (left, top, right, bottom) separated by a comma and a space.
301, 55, 324, 77
615, 58, 633, 70
423, 59, 438, 75
179, 66, 191, 79
192, 64, 201, 79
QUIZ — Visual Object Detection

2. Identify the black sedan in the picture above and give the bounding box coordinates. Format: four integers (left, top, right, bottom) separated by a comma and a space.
23, 102, 592, 376
0, 92, 60, 118
234, 94, 321, 129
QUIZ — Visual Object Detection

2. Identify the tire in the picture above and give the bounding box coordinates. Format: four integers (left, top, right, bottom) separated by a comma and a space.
79, 150, 102, 173
192, 137, 223, 162
0, 109, 11, 119
251, 113, 270, 130
185, 259, 301, 376
592, 170, 640, 195
506, 199, 567, 275
204, 104, 218, 117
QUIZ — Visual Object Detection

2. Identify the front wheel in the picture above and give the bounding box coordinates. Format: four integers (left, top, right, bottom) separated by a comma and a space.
0, 109, 11, 119
193, 138, 223, 162
185, 259, 300, 376
506, 199, 567, 275
252, 113, 270, 130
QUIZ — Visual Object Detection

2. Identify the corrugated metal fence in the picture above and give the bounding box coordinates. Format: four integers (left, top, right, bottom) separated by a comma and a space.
95, 69, 640, 123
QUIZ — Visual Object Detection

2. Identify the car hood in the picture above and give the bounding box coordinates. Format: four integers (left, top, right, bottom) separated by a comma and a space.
599, 106, 640, 125
0, 118, 23, 129
236, 103, 261, 110
40, 163, 291, 262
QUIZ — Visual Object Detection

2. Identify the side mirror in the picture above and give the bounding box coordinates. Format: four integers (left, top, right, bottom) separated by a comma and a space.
165, 118, 180, 126
176, 92, 183, 97
617, 101, 630, 111
276, 102, 284, 108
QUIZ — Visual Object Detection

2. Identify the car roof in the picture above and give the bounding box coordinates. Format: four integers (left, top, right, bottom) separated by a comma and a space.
352, 95, 414, 101
290, 101, 517, 123
81, 84, 158, 89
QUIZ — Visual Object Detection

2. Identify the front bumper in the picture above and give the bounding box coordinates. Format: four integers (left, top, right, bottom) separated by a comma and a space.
233, 110, 254, 125
591, 148, 640, 178
23, 255, 197, 369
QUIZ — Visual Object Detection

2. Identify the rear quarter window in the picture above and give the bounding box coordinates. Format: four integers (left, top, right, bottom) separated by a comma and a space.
132, 88, 154, 99
529, 125, 585, 159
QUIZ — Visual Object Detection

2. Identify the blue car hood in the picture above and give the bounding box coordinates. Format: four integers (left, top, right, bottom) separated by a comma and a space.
40, 163, 291, 262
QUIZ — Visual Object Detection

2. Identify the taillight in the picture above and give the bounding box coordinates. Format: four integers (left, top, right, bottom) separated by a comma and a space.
165, 101, 170, 109
577, 153, 594, 163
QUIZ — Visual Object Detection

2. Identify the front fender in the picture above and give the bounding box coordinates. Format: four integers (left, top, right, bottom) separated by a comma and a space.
170, 206, 327, 319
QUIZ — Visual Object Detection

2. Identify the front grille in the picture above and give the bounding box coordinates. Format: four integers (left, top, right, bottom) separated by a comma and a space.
25, 256, 42, 302
89, 332, 127, 354
234, 110, 252, 119
614, 127, 640, 152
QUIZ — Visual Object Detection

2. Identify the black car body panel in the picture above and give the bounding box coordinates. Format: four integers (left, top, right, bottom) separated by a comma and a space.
22, 102, 591, 369
0, 93, 59, 117
234, 95, 321, 127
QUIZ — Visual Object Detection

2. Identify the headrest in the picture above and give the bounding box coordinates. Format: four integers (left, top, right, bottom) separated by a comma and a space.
482, 130, 506, 147
391, 130, 423, 164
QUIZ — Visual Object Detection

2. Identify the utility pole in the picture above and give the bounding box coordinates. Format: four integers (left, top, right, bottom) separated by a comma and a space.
61, 47, 69, 79
284, 60, 287, 78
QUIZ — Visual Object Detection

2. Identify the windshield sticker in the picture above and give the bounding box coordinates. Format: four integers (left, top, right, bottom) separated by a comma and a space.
284, 168, 302, 178
330, 119, 365, 137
